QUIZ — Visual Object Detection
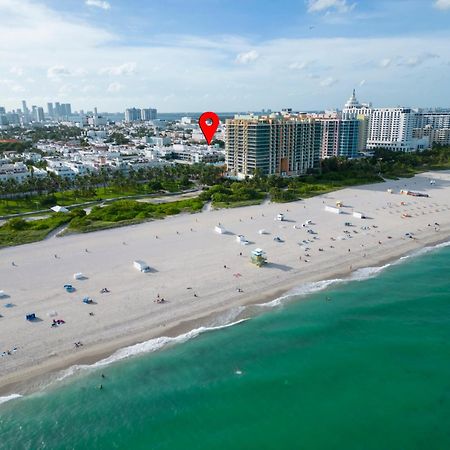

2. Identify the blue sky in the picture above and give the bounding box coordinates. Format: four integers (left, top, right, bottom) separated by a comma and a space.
1, 0, 450, 112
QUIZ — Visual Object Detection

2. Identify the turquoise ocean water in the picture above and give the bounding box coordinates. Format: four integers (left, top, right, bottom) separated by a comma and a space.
1, 243, 450, 450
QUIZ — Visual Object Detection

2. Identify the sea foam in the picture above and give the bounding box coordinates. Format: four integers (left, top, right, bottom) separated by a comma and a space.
57, 319, 249, 382
0, 394, 22, 405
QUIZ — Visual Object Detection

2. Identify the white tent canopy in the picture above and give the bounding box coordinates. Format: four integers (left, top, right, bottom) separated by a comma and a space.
51, 205, 69, 213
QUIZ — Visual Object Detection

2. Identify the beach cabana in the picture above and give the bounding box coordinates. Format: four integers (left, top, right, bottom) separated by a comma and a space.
214, 225, 225, 234
51, 205, 69, 213
73, 273, 85, 280
258, 229, 268, 235
0, 290, 7, 298
236, 235, 249, 245
325, 206, 341, 214
275, 213, 284, 221
133, 260, 151, 273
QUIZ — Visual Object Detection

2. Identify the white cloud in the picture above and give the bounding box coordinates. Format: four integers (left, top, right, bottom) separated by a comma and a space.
307, 0, 354, 13
398, 52, 439, 67
107, 82, 123, 93
47, 65, 72, 79
320, 76, 338, 87
10, 66, 24, 77
288, 61, 309, 70
58, 84, 74, 95
99, 62, 137, 76
380, 58, 392, 68
235, 50, 259, 64
81, 85, 95, 93
434, 0, 450, 10
47, 65, 87, 80
0, 79, 25, 93
85, 0, 111, 10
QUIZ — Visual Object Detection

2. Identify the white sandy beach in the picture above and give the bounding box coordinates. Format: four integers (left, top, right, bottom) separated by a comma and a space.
1, 171, 450, 395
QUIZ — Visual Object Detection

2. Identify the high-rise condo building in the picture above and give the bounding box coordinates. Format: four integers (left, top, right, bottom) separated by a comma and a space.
47, 102, 54, 118
125, 107, 141, 122
225, 115, 321, 178
21, 100, 29, 115
54, 102, 61, 119
316, 117, 360, 158
141, 108, 157, 121
415, 111, 450, 129
36, 107, 45, 122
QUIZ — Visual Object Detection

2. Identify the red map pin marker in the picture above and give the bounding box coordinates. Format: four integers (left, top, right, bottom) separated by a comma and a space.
199, 112, 219, 145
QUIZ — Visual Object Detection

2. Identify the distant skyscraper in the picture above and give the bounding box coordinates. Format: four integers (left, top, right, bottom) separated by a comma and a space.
47, 102, 54, 118
141, 108, 157, 121
21, 100, 29, 114
62, 103, 72, 117
125, 107, 141, 122
36, 107, 45, 122
54, 102, 61, 119
0, 106, 5, 115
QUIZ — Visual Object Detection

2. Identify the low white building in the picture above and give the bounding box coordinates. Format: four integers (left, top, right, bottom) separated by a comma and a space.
46, 160, 76, 179
0, 162, 30, 182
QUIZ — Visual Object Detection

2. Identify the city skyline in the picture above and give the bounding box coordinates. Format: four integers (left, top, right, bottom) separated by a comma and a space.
1, 0, 450, 112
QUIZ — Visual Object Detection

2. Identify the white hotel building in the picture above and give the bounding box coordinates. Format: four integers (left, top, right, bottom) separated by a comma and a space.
343, 91, 429, 152
367, 107, 428, 152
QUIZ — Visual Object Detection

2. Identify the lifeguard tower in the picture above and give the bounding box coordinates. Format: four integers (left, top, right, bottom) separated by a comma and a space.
251, 248, 267, 267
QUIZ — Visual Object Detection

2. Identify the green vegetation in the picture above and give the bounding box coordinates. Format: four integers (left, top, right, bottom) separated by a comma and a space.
0, 197, 204, 246
28, 126, 82, 143
0, 164, 223, 216
66, 198, 204, 233
199, 183, 266, 208
0, 141, 32, 153
106, 132, 130, 145
0, 209, 85, 248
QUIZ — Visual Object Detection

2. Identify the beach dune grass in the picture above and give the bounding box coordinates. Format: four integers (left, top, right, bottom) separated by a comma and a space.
0, 212, 77, 247
66, 198, 204, 233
